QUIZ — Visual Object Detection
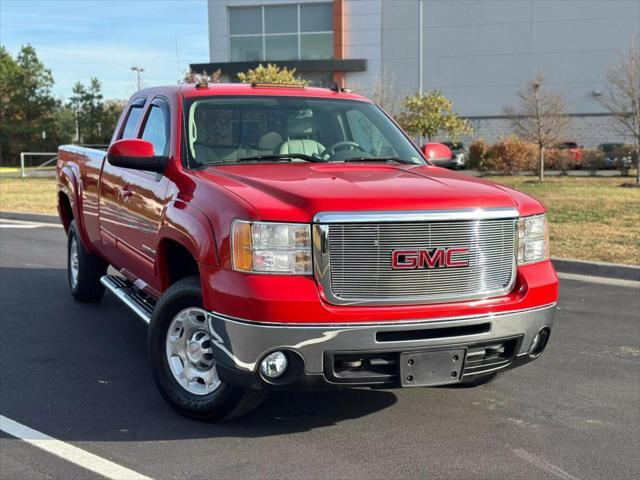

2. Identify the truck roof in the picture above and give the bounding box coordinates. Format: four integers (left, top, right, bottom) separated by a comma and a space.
137, 83, 372, 102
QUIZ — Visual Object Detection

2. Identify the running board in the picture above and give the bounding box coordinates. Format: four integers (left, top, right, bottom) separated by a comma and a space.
100, 275, 155, 324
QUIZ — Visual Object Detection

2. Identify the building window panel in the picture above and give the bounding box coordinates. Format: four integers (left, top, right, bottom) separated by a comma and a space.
265, 35, 298, 61
300, 3, 333, 32
230, 36, 263, 61
228, 3, 333, 62
300, 33, 333, 60
229, 6, 263, 35
265, 5, 298, 34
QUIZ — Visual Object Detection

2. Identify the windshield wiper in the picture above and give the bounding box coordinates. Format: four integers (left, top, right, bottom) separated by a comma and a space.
235, 154, 323, 163
343, 156, 414, 165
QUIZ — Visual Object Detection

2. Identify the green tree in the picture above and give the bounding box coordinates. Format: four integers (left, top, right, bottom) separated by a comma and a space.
237, 63, 308, 85
0, 44, 62, 163
101, 99, 126, 143
397, 91, 472, 143
68, 77, 105, 144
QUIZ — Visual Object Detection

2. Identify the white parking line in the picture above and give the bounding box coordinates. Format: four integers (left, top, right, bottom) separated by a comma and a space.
512, 448, 581, 480
0, 219, 62, 229
558, 272, 640, 288
0, 415, 153, 480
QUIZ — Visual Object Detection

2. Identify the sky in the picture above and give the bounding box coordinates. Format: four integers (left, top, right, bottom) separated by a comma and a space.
1, 0, 209, 100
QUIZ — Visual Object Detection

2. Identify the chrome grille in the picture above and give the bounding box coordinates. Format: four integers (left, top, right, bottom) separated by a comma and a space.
321, 218, 516, 305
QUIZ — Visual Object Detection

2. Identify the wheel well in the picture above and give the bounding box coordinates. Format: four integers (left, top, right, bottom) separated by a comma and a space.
58, 192, 73, 232
160, 240, 200, 288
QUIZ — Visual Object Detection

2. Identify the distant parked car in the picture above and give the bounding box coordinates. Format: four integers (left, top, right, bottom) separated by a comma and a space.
597, 143, 628, 169
431, 141, 467, 169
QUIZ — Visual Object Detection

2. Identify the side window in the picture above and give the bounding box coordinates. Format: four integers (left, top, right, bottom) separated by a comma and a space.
141, 105, 169, 155
120, 106, 143, 139
346, 110, 395, 157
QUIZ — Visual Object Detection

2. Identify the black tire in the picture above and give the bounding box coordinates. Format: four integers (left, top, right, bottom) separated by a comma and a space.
67, 220, 107, 303
148, 276, 266, 421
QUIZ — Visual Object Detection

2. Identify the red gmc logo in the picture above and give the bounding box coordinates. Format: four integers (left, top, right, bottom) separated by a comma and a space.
391, 247, 470, 270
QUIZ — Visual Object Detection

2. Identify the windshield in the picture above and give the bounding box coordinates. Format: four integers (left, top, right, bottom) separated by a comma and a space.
185, 96, 424, 166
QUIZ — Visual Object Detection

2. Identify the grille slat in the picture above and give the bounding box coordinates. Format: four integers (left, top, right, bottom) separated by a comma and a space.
326, 218, 516, 303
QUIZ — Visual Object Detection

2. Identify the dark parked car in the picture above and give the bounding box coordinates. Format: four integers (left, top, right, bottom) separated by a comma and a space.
437, 141, 467, 169
597, 143, 629, 169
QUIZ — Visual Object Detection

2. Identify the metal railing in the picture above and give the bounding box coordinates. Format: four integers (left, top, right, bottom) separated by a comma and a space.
19, 152, 58, 178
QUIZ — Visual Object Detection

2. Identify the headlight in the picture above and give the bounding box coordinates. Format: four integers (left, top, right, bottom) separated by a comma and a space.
232, 220, 311, 274
517, 214, 549, 264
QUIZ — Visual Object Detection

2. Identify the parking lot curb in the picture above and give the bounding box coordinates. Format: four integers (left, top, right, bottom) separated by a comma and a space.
1, 211, 637, 281
0, 211, 60, 225
552, 257, 639, 282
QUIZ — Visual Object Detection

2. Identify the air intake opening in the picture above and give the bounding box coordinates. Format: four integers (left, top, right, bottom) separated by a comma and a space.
376, 323, 490, 343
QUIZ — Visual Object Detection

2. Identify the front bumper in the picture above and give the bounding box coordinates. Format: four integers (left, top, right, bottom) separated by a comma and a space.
207, 303, 556, 389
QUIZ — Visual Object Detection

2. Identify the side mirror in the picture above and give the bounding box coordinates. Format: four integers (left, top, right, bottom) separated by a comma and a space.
421, 142, 452, 162
107, 139, 166, 173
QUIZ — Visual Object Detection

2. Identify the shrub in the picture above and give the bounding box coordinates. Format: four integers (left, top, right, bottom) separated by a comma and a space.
544, 149, 575, 174
582, 149, 606, 175
613, 145, 636, 176
485, 135, 537, 174
468, 139, 491, 172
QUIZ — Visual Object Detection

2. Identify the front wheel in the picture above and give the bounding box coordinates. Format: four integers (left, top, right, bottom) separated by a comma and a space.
148, 276, 266, 421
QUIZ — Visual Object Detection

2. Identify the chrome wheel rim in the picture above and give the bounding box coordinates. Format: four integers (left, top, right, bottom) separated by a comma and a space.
69, 236, 79, 289
165, 308, 220, 395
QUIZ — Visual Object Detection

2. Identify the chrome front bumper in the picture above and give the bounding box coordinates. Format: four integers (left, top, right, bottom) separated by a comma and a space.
207, 304, 556, 386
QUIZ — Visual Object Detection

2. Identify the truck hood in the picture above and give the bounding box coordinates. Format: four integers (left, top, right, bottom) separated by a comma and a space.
194, 163, 536, 222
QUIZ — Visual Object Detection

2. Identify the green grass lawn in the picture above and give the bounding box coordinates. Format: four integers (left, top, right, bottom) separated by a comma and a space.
489, 176, 639, 265
0, 177, 58, 215
1, 175, 638, 265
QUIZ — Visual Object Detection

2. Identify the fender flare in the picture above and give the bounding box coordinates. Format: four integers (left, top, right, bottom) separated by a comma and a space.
157, 199, 220, 269
58, 165, 94, 251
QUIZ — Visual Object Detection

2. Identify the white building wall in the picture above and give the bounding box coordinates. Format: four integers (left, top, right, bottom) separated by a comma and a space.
205, 0, 640, 146
343, 0, 382, 98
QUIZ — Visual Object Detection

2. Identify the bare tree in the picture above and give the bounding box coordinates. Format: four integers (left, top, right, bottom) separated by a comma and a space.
183, 68, 221, 84
598, 35, 640, 185
505, 73, 572, 182
372, 69, 402, 117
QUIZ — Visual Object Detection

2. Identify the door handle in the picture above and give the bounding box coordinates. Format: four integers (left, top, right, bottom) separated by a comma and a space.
119, 185, 133, 199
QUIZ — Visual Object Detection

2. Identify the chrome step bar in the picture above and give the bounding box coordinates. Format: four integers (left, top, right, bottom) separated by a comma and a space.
100, 275, 155, 324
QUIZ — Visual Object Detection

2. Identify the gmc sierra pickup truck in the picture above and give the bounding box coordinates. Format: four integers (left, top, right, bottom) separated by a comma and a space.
57, 82, 558, 421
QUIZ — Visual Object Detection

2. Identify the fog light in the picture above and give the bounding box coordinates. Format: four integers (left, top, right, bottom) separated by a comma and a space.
260, 351, 288, 379
528, 328, 550, 357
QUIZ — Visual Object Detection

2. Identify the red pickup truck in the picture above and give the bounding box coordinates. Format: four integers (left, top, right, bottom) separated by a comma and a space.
57, 83, 558, 421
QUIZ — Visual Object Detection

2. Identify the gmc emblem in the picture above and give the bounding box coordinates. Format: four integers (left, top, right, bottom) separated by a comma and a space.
391, 247, 470, 270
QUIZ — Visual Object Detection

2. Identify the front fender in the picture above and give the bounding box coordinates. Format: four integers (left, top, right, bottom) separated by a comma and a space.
159, 199, 220, 267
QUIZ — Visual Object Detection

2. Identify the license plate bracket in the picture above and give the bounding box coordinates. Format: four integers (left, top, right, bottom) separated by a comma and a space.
400, 349, 465, 387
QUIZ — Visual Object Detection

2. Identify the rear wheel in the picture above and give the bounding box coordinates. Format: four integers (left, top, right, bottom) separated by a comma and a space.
148, 276, 266, 421
67, 220, 107, 303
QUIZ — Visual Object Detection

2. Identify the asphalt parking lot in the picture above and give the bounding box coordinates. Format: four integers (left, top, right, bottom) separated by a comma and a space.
1, 219, 638, 480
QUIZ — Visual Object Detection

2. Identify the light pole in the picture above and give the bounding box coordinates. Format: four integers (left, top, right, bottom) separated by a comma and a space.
418, 0, 423, 95
131, 66, 144, 91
